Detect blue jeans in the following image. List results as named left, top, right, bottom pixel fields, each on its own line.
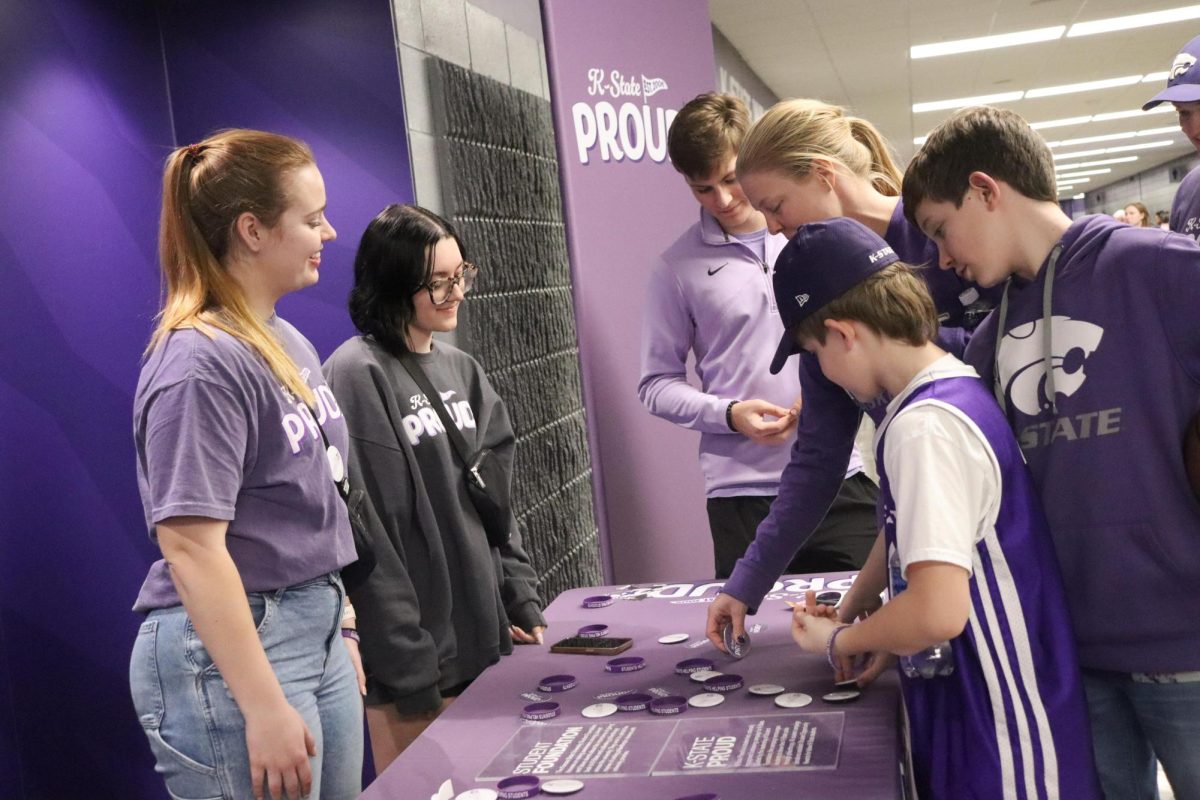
left=130, top=574, right=363, bottom=800
left=1082, top=669, right=1200, bottom=800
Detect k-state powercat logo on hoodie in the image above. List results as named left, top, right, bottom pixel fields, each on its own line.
left=997, top=316, right=1104, bottom=416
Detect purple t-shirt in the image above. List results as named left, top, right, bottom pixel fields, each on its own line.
left=132, top=317, right=356, bottom=612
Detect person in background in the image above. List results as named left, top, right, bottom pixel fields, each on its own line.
left=130, top=129, right=364, bottom=800
left=1125, top=201, right=1151, bottom=228
left=782, top=218, right=1100, bottom=800
left=906, top=103, right=1200, bottom=800
left=704, top=98, right=993, bottom=658
left=638, top=92, right=878, bottom=580
left=1157, top=209, right=1171, bottom=230
left=1144, top=33, right=1200, bottom=238
left=323, top=204, right=545, bottom=771
left=1113, top=208, right=1128, bottom=223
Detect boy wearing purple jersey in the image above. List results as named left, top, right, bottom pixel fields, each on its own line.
left=786, top=218, right=1101, bottom=800
left=905, top=105, right=1200, bottom=800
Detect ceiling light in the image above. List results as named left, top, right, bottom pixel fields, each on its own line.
left=1025, top=75, right=1143, bottom=99
left=1138, top=125, right=1181, bottom=136
left=1143, top=71, right=1171, bottom=83
left=1030, top=115, right=1094, bottom=130
left=913, top=91, right=1025, bottom=114
left=913, top=135, right=928, bottom=146
left=1067, top=5, right=1200, bottom=38
left=1102, top=139, right=1178, bottom=154
left=1047, top=131, right=1137, bottom=148
left=1057, top=168, right=1112, bottom=180
left=1091, top=106, right=1174, bottom=122
left=1052, top=147, right=1108, bottom=160
left=911, top=26, right=1065, bottom=59
left=1072, top=193, right=1086, bottom=200
left=1054, top=156, right=1138, bottom=170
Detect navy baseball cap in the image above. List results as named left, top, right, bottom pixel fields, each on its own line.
left=1144, top=34, right=1200, bottom=110
left=768, top=218, right=899, bottom=374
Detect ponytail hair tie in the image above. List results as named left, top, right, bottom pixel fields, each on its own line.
left=184, top=143, right=206, bottom=160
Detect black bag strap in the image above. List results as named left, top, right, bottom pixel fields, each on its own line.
left=397, top=350, right=474, bottom=467
left=311, top=409, right=351, bottom=503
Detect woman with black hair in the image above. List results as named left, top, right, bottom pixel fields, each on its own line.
left=323, top=204, right=544, bottom=770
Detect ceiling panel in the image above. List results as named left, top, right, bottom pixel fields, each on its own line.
left=710, top=0, right=1199, bottom=192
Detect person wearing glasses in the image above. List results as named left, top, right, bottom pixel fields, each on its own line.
left=323, top=204, right=545, bottom=770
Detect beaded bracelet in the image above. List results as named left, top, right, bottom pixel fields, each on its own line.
left=340, top=628, right=360, bottom=643
left=725, top=400, right=739, bottom=431
left=826, top=624, right=850, bottom=671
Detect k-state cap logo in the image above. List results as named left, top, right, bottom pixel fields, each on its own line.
left=868, top=246, right=895, bottom=264
left=795, top=293, right=810, bottom=308
left=1173, top=53, right=1198, bottom=80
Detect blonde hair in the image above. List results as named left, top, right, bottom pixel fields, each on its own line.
left=794, top=263, right=938, bottom=347
left=150, top=129, right=316, bottom=406
left=737, top=99, right=902, bottom=196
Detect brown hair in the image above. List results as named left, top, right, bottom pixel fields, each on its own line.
left=150, top=129, right=317, bottom=405
left=736, top=99, right=903, bottom=196
left=794, top=263, right=939, bottom=347
left=903, top=106, right=1056, bottom=226
left=667, top=93, right=752, bottom=178
left=1124, top=201, right=1150, bottom=227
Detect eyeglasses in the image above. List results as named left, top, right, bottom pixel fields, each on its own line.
left=421, top=262, right=478, bottom=305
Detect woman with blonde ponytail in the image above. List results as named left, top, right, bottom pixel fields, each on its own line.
left=707, top=100, right=997, bottom=664
left=130, top=129, right=363, bottom=800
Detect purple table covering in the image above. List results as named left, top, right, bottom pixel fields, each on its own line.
left=360, top=574, right=906, bottom=799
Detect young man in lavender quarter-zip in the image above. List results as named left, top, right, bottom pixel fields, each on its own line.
left=637, top=93, right=878, bottom=580
left=905, top=104, right=1200, bottom=800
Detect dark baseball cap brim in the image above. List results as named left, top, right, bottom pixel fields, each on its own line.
left=769, top=325, right=800, bottom=374
left=1143, top=84, right=1200, bottom=110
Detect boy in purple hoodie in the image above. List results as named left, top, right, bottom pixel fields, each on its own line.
left=904, top=104, right=1200, bottom=800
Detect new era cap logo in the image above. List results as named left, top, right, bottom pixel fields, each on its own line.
left=1173, top=53, right=1197, bottom=80
left=795, top=293, right=810, bottom=308
left=868, top=246, right=895, bottom=264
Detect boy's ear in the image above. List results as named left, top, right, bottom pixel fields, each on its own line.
left=823, top=318, right=856, bottom=346
left=966, top=171, right=1002, bottom=210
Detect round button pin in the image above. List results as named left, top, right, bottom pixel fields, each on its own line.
left=581, top=702, right=618, bottom=719
left=649, top=695, right=688, bottom=715
left=822, top=689, right=862, bottom=704
left=689, top=669, right=723, bottom=683
left=815, top=590, right=844, bottom=606
left=581, top=594, right=613, bottom=609
left=496, top=776, right=540, bottom=800
left=747, top=683, right=786, bottom=697
left=537, top=674, right=577, bottom=693
left=774, top=692, right=814, bottom=709
left=604, top=656, right=645, bottom=673
left=455, top=791, right=499, bottom=800
left=657, top=632, right=689, bottom=644
left=541, top=779, right=585, bottom=796
left=326, top=445, right=345, bottom=482
left=521, top=701, right=561, bottom=721
left=577, top=624, right=608, bottom=638
left=722, top=624, right=750, bottom=659
left=675, top=658, right=715, bottom=675
left=687, top=692, right=726, bottom=708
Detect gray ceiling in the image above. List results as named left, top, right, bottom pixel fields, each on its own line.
left=710, top=0, right=1195, bottom=196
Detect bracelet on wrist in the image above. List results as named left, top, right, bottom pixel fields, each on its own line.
left=725, top=400, right=739, bottom=432
left=340, top=627, right=360, bottom=643
left=826, top=624, right=850, bottom=671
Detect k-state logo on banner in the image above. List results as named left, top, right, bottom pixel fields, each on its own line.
left=997, top=316, right=1104, bottom=416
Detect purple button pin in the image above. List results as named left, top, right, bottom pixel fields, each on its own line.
left=497, top=776, right=541, bottom=800
left=604, top=656, right=645, bottom=673
left=674, top=657, right=715, bottom=675
left=521, top=701, right=561, bottom=721
left=615, top=692, right=652, bottom=711
left=537, top=674, right=577, bottom=693
left=577, top=624, right=608, bottom=638
left=581, top=594, right=613, bottom=608
left=649, top=695, right=688, bottom=715
left=702, top=674, right=744, bottom=693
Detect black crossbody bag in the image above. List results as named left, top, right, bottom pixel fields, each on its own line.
left=398, top=352, right=513, bottom=548
left=313, top=413, right=377, bottom=594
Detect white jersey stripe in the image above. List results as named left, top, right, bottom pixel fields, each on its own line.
left=967, top=606, right=1020, bottom=800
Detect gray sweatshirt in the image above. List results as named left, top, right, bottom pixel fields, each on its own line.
left=324, top=336, right=545, bottom=713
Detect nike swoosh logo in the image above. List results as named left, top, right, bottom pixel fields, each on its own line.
left=707, top=263, right=728, bottom=276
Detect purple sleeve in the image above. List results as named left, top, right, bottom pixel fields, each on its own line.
left=721, top=352, right=858, bottom=611
left=142, top=378, right=250, bottom=524
left=1153, top=232, right=1200, bottom=383
left=637, top=262, right=730, bottom=433
left=936, top=325, right=969, bottom=360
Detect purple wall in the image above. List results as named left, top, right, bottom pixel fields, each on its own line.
left=0, top=1, right=411, bottom=795
left=541, top=0, right=717, bottom=582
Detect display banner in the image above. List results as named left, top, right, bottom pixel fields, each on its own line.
left=541, top=0, right=716, bottom=582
